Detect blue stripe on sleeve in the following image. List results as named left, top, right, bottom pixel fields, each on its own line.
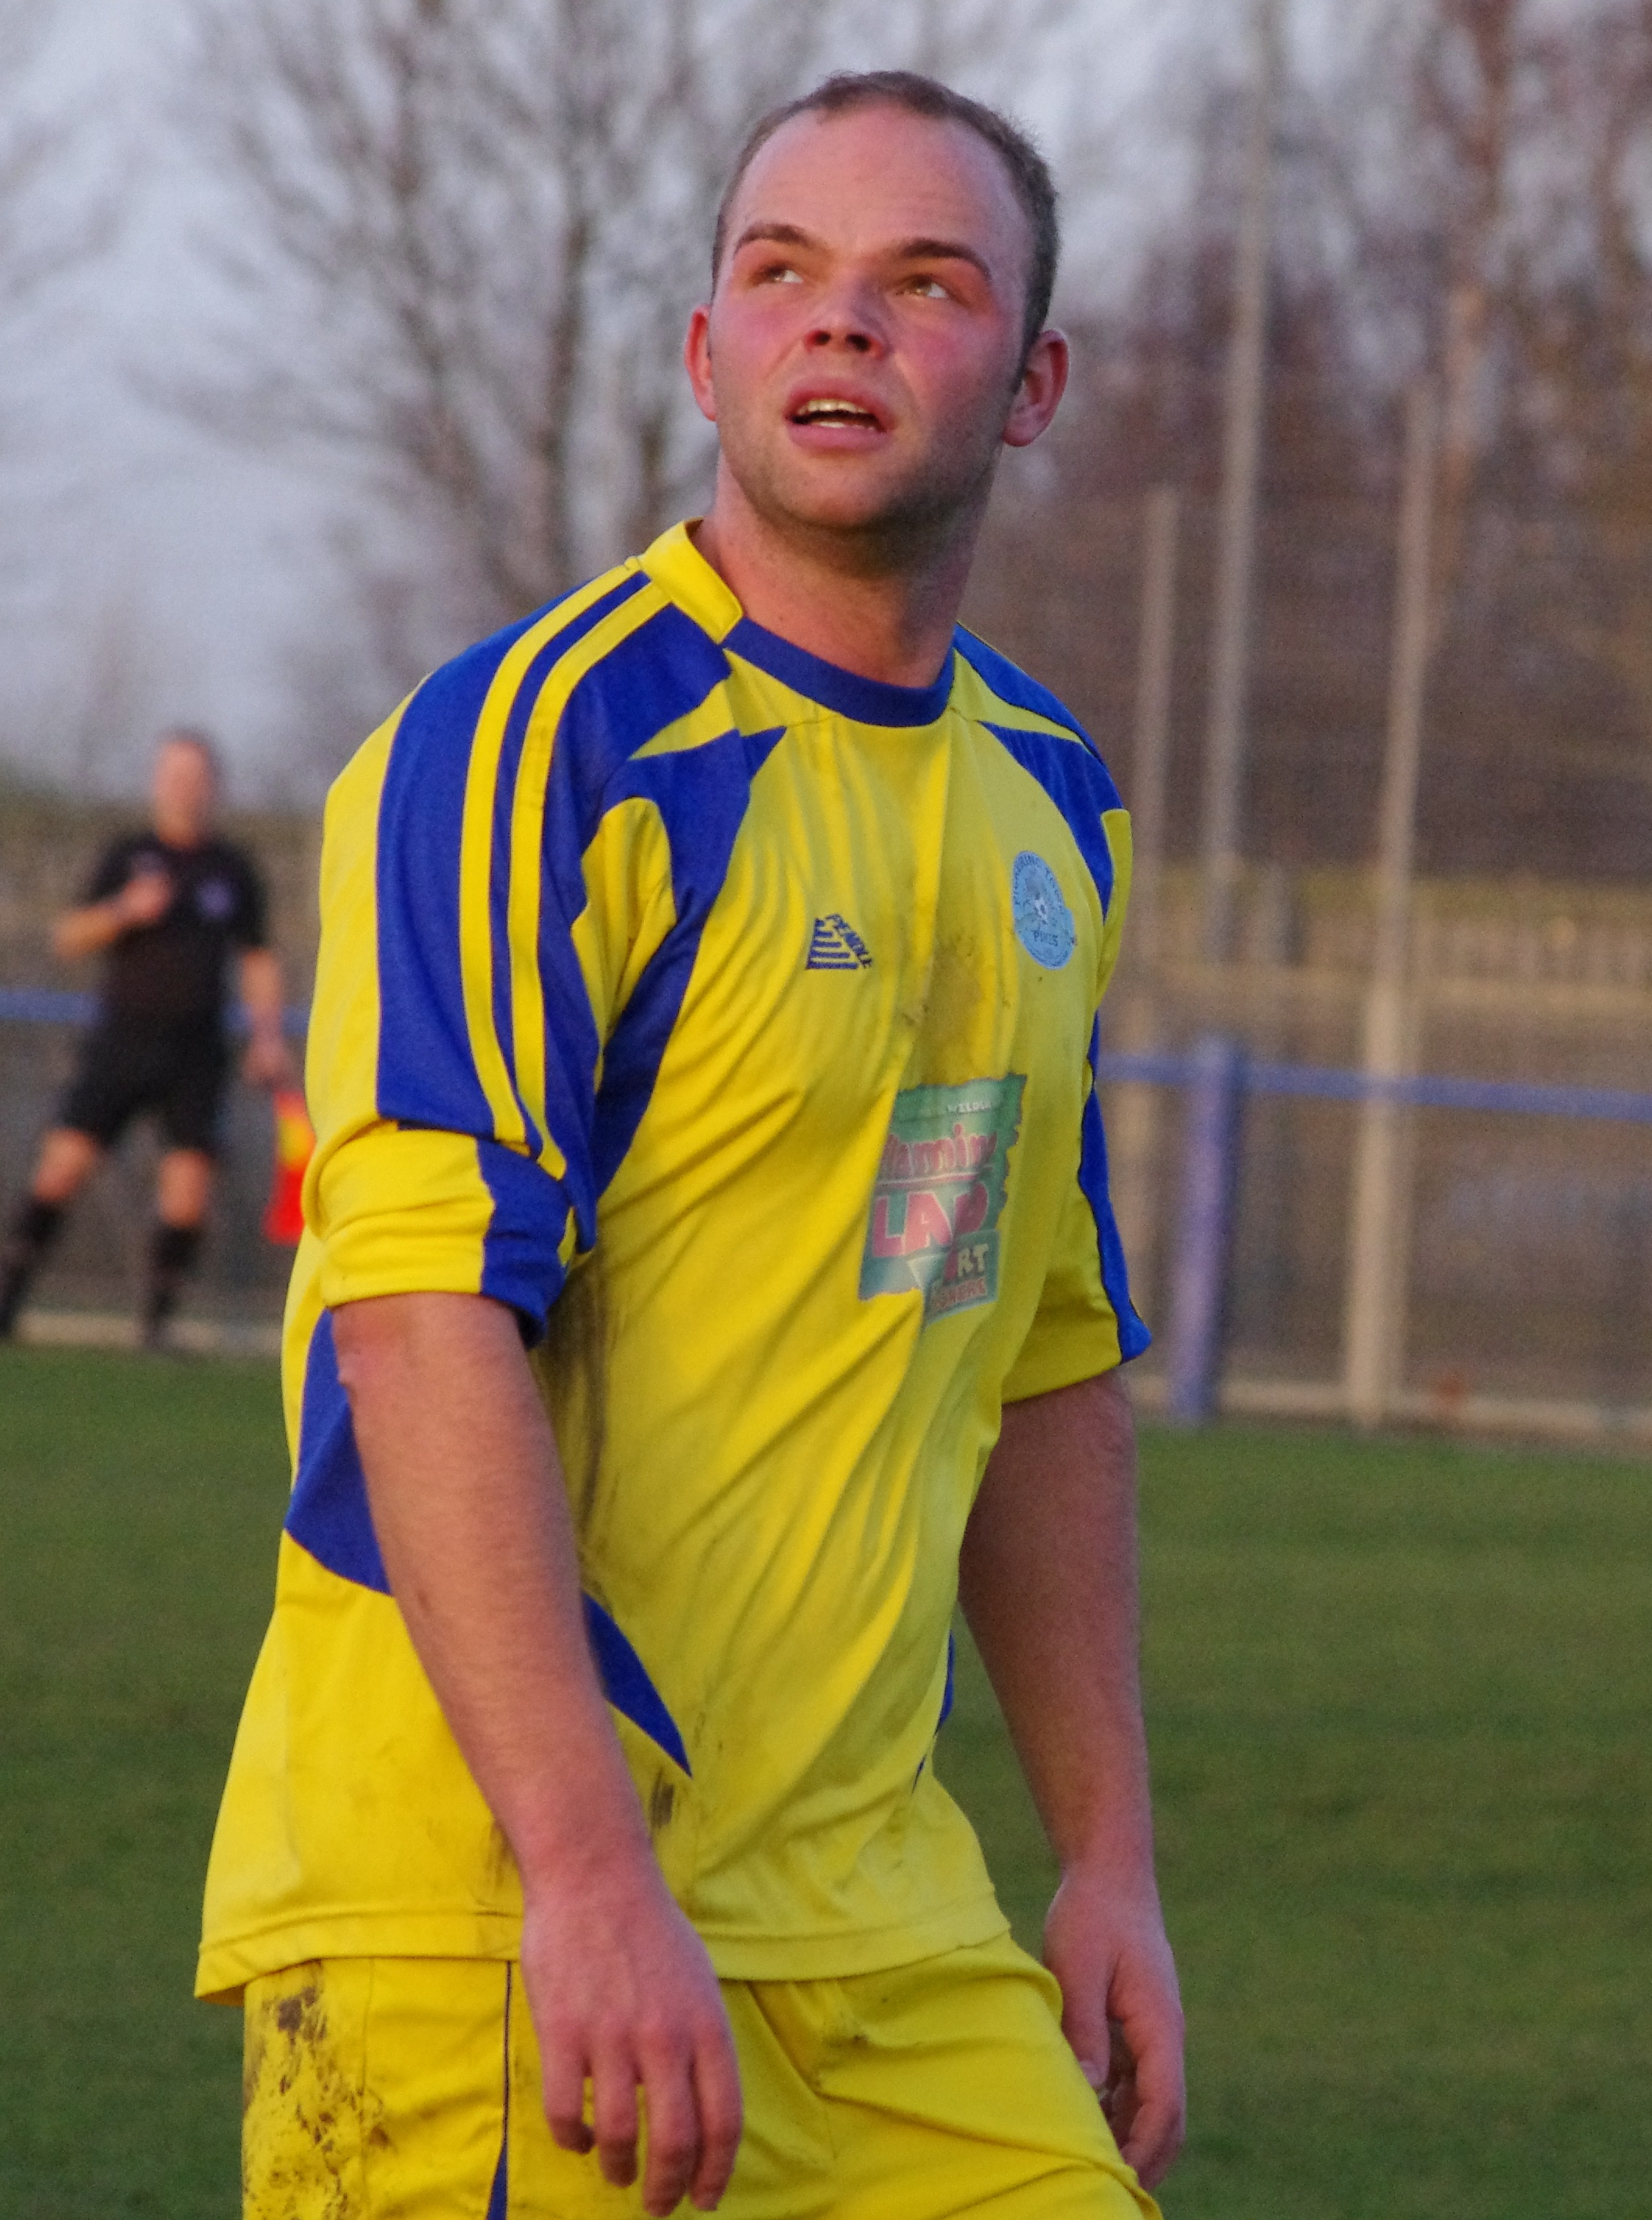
left=375, top=611, right=550, bottom=1136
left=476, top=1138, right=574, bottom=1334
left=285, top=1308, right=391, bottom=1592
left=374, top=575, right=648, bottom=1139
left=1081, top=1015, right=1152, bottom=1360
left=486, top=576, right=650, bottom=1160
left=360, top=594, right=760, bottom=1314
left=590, top=724, right=784, bottom=1193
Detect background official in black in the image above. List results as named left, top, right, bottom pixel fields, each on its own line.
left=0, top=729, right=292, bottom=1346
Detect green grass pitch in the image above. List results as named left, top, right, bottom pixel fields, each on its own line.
left=2, top=1344, right=1648, bottom=2218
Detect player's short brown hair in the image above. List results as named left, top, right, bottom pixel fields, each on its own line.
left=712, top=71, right=1060, bottom=361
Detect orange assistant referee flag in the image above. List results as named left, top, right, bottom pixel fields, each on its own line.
left=264, top=1087, right=315, bottom=1246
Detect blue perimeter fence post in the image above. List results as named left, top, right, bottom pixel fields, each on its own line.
left=1166, top=1036, right=1247, bottom=1426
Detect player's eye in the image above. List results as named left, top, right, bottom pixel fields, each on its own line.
left=753, top=260, right=804, bottom=285
left=905, top=275, right=953, bottom=300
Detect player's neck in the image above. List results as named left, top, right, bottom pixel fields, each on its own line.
left=693, top=483, right=983, bottom=692
left=152, top=819, right=209, bottom=850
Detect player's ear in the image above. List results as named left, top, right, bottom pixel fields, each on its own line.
left=684, top=304, right=718, bottom=425
left=1003, top=327, right=1068, bottom=450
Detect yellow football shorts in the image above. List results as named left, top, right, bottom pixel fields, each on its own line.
left=242, top=1931, right=1161, bottom=2219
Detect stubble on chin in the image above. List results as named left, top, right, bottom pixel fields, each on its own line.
left=716, top=396, right=1005, bottom=576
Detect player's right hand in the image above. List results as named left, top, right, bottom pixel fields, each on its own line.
left=117, top=866, right=174, bottom=927
left=522, top=1850, right=743, bottom=2215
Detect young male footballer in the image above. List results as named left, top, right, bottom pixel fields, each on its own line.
left=201, top=70, right=1185, bottom=2220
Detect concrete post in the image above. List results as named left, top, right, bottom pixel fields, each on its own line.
left=1344, top=380, right=1439, bottom=1429
left=1199, top=0, right=1282, bottom=965
left=1166, top=1036, right=1247, bottom=1425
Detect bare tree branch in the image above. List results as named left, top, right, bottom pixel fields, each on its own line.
left=169, top=0, right=1091, bottom=703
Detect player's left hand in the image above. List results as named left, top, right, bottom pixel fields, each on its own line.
left=1044, top=1865, right=1185, bottom=2191
left=242, top=1029, right=295, bottom=1089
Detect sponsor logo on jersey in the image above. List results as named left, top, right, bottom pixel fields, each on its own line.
left=860, top=1075, right=1024, bottom=1322
left=1011, top=851, right=1074, bottom=968
left=196, top=877, right=236, bottom=922
left=805, top=913, right=873, bottom=970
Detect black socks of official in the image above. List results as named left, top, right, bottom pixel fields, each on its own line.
left=0, top=1198, right=66, bottom=1339
left=143, top=1220, right=203, bottom=1347
left=1, top=1200, right=204, bottom=1346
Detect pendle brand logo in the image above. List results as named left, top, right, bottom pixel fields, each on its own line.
left=860, top=1076, right=1025, bottom=1324
left=806, top=913, right=874, bottom=970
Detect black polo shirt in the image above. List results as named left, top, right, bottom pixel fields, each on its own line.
left=84, top=833, right=269, bottom=1033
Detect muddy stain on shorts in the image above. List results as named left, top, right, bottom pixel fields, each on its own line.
left=243, top=1963, right=365, bottom=2220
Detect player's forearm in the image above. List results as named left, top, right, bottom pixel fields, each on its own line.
left=238, top=949, right=285, bottom=1036
left=52, top=901, right=126, bottom=961
left=332, top=1291, right=655, bottom=1888
left=959, top=1368, right=1158, bottom=1884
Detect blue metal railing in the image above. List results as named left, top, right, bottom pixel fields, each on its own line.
left=5, top=993, right=1646, bottom=1123
left=8, top=993, right=1650, bottom=1424
left=1097, top=1049, right=1652, bottom=1126
left=1095, top=1039, right=1652, bottom=1426
left=0, top=987, right=309, bottom=1039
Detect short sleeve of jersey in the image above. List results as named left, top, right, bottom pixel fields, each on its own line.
left=302, top=577, right=677, bottom=1339
left=1001, top=802, right=1150, bottom=1400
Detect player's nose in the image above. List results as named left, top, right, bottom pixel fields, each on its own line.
left=807, top=324, right=875, bottom=354
left=804, top=275, right=886, bottom=355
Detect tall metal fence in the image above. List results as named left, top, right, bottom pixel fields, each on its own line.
left=5, top=813, right=1652, bottom=1441
left=1103, top=868, right=1652, bottom=1443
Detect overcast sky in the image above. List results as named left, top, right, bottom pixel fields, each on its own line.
left=2, top=0, right=324, bottom=797
left=0, top=0, right=1241, bottom=802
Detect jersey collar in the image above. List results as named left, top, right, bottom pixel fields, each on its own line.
left=641, top=520, right=957, bottom=730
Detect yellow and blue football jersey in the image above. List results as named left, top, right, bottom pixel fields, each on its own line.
left=198, top=523, right=1148, bottom=2001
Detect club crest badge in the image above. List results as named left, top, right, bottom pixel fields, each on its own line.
left=1011, top=851, right=1074, bottom=968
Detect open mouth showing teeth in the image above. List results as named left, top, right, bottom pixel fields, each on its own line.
left=791, top=399, right=880, bottom=427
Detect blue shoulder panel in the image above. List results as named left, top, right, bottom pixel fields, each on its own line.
left=984, top=722, right=1123, bottom=917
left=954, top=628, right=1095, bottom=746
left=533, top=604, right=738, bottom=1239
left=591, top=723, right=786, bottom=1194
left=953, top=636, right=1148, bottom=1356
left=374, top=579, right=640, bottom=1135
left=954, top=632, right=1124, bottom=918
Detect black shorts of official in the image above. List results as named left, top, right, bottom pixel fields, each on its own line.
left=57, top=1022, right=232, bottom=1157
